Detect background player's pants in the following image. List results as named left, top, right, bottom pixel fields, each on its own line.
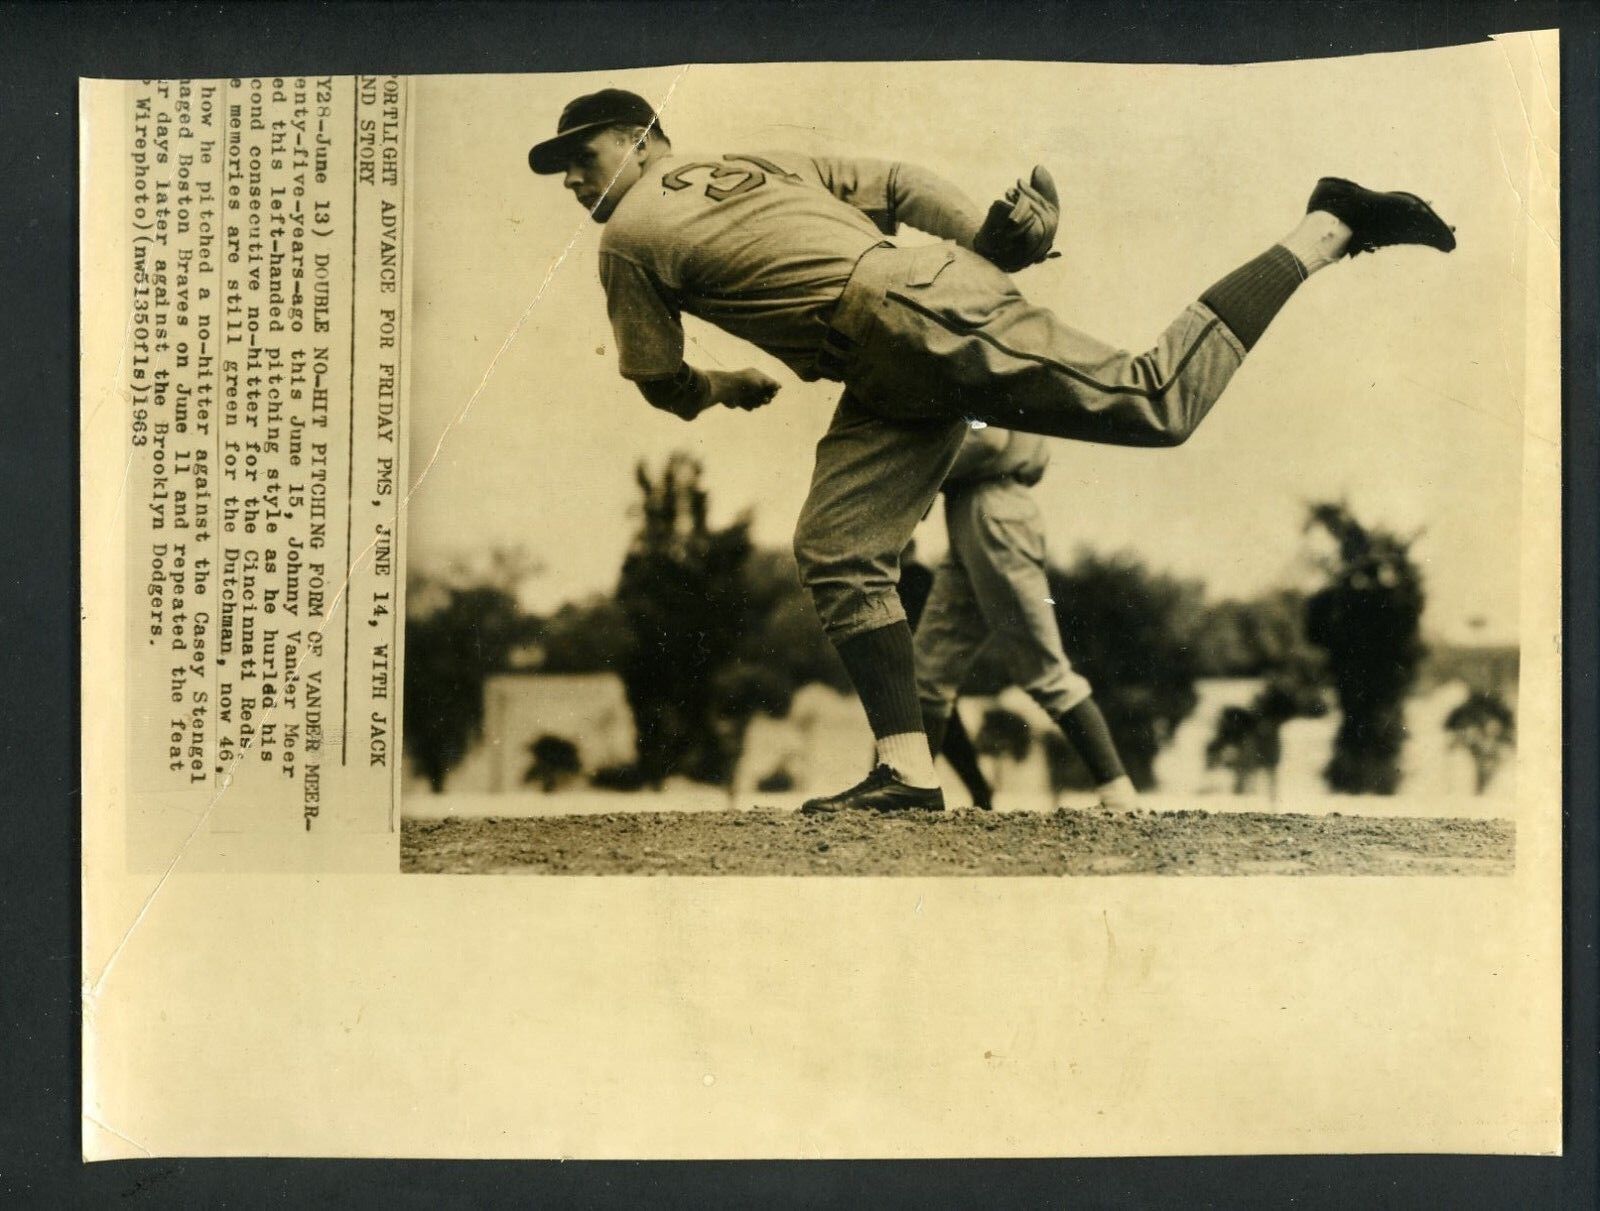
left=795, top=242, right=1250, bottom=642
left=914, top=478, right=1093, bottom=718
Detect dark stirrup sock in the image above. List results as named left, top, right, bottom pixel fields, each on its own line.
left=1198, top=244, right=1308, bottom=350
left=834, top=621, right=924, bottom=740
left=922, top=700, right=992, bottom=805
left=921, top=701, right=952, bottom=755
left=1054, top=697, right=1127, bottom=786
left=941, top=708, right=993, bottom=807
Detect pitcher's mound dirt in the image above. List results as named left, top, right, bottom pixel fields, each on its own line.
left=401, top=808, right=1514, bottom=876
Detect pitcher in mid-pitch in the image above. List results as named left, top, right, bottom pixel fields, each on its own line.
left=528, top=88, right=1456, bottom=814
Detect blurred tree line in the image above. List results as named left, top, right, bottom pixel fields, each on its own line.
left=404, top=456, right=848, bottom=795
left=402, top=549, right=541, bottom=794
left=405, top=456, right=1501, bottom=799
left=1303, top=502, right=1428, bottom=794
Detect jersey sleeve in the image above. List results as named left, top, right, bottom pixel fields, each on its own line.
left=598, top=250, right=685, bottom=381
left=800, top=154, right=982, bottom=247
left=796, top=154, right=905, bottom=235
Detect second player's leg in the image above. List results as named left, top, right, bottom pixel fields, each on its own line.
left=911, top=546, right=988, bottom=728
left=911, top=538, right=998, bottom=810
left=950, top=483, right=1092, bottom=718
left=938, top=706, right=993, bottom=810
left=954, top=481, right=1139, bottom=809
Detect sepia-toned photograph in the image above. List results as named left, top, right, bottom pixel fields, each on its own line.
left=397, top=56, right=1534, bottom=877
left=77, top=28, right=1564, bottom=1161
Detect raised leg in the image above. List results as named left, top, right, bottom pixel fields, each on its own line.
left=847, top=179, right=1452, bottom=447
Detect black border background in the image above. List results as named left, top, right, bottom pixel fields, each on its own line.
left=1, top=2, right=1593, bottom=1205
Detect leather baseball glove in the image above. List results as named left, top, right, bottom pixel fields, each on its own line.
left=973, top=166, right=1061, bottom=273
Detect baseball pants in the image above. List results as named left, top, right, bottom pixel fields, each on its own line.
left=913, top=477, right=1093, bottom=719
left=794, top=242, right=1249, bottom=641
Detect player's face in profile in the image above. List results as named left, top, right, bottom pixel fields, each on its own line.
left=563, top=129, right=644, bottom=222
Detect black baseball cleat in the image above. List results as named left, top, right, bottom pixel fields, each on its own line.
left=800, top=764, right=946, bottom=814
left=1307, top=177, right=1456, bottom=256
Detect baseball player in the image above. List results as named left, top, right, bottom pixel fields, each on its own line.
left=898, top=541, right=994, bottom=811
left=914, top=425, right=1138, bottom=812
left=528, top=88, right=1456, bottom=814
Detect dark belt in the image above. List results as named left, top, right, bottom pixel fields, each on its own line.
left=815, top=318, right=857, bottom=381
left=814, top=240, right=894, bottom=382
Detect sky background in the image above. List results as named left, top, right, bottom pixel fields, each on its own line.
left=404, top=42, right=1550, bottom=645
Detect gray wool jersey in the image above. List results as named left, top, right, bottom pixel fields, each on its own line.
left=597, top=150, right=981, bottom=383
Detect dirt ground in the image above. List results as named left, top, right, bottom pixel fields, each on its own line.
left=401, top=807, right=1514, bottom=876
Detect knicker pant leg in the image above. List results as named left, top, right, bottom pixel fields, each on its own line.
left=912, top=539, right=991, bottom=711
left=850, top=247, right=1251, bottom=448
left=952, top=481, right=1093, bottom=717
left=792, top=391, right=967, bottom=642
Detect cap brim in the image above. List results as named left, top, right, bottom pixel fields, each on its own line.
left=528, top=121, right=612, bottom=174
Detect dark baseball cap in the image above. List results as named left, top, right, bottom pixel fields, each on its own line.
left=528, top=89, right=665, bottom=174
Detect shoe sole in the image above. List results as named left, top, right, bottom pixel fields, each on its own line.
left=799, top=801, right=945, bottom=815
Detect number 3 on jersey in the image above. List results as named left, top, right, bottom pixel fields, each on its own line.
left=661, top=154, right=800, bottom=202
